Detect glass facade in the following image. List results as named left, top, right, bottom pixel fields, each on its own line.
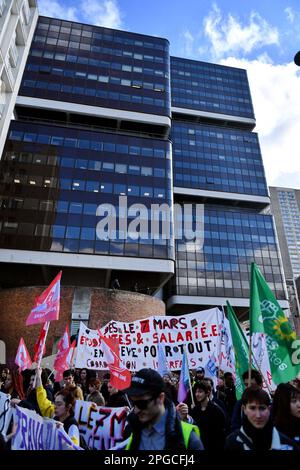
left=277, top=190, right=300, bottom=277
left=172, top=121, right=267, bottom=196
left=19, top=16, right=171, bottom=117
left=0, top=16, right=287, bottom=307
left=0, top=121, right=174, bottom=260
left=168, top=204, right=286, bottom=300
left=167, top=58, right=286, bottom=305
left=171, top=57, right=255, bottom=119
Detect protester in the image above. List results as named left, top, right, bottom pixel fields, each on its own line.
left=100, top=372, right=110, bottom=403
left=0, top=367, right=10, bottom=389
left=76, top=368, right=90, bottom=399
left=54, top=369, right=83, bottom=400
left=162, top=373, right=178, bottom=404
left=121, top=368, right=203, bottom=450
left=86, top=378, right=105, bottom=406
left=11, top=370, right=42, bottom=413
left=203, top=377, right=227, bottom=421
left=190, top=380, right=226, bottom=450
left=222, top=372, right=237, bottom=423
left=230, top=369, right=263, bottom=431
left=225, top=386, right=298, bottom=450
left=35, top=367, right=80, bottom=446
left=106, top=383, right=128, bottom=407
left=194, top=367, right=205, bottom=383
left=272, top=382, right=300, bottom=447
left=1, top=370, right=24, bottom=400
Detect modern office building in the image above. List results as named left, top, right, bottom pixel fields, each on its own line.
left=0, top=16, right=292, bottom=361
left=269, top=186, right=300, bottom=332
left=269, top=187, right=300, bottom=278
left=0, top=16, right=174, bottom=293
left=165, top=57, right=288, bottom=320
left=0, top=0, right=38, bottom=157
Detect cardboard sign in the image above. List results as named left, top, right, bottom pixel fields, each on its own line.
left=74, top=400, right=128, bottom=450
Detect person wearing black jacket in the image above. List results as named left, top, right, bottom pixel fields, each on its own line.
left=119, top=368, right=203, bottom=451
left=225, top=386, right=299, bottom=450
left=190, top=380, right=226, bottom=450
left=272, top=382, right=300, bottom=447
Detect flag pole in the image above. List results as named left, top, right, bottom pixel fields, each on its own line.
left=248, top=328, right=252, bottom=387
left=33, top=321, right=50, bottom=387
left=216, top=307, right=224, bottom=399
left=251, top=349, right=273, bottom=396
left=183, top=345, right=195, bottom=408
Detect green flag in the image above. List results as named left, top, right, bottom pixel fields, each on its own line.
left=226, top=301, right=250, bottom=399
left=249, top=262, right=300, bottom=384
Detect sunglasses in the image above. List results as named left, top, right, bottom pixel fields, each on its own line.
left=131, top=396, right=156, bottom=410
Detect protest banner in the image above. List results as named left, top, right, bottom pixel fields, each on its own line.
left=74, top=400, right=128, bottom=450
left=11, top=405, right=82, bottom=450
left=75, top=307, right=233, bottom=372
left=0, top=391, right=12, bottom=436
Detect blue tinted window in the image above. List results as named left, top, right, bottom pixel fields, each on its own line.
left=64, top=138, right=77, bottom=148
left=60, top=179, right=72, bottom=190
left=75, top=159, right=88, bottom=169
left=61, top=158, right=74, bottom=168
left=69, top=202, right=83, bottom=214
left=86, top=181, right=99, bottom=192
left=37, top=134, right=51, bottom=144
left=52, top=225, right=65, bottom=237
left=78, top=140, right=90, bottom=149
left=57, top=201, right=68, bottom=213
left=81, top=227, right=95, bottom=240
left=83, top=203, right=97, bottom=215
left=51, top=136, right=64, bottom=146
left=24, top=133, right=36, bottom=142
left=72, top=180, right=85, bottom=191
left=101, top=183, right=112, bottom=193
left=66, top=226, right=80, bottom=239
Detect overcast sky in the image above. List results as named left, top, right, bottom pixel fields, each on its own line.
left=37, top=0, right=300, bottom=189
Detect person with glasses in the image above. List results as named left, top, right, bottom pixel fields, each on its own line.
left=225, top=386, right=298, bottom=450
left=120, top=368, right=204, bottom=451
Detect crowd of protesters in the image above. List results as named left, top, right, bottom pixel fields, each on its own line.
left=1, top=363, right=300, bottom=451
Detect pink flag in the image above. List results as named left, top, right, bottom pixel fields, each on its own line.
left=54, top=326, right=72, bottom=380
left=57, top=325, right=70, bottom=352
left=15, top=338, right=32, bottom=372
left=33, top=322, right=48, bottom=363
left=98, top=330, right=131, bottom=390
left=26, top=271, right=62, bottom=326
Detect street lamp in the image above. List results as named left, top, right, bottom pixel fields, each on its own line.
left=294, top=51, right=300, bottom=66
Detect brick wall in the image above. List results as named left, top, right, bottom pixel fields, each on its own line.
left=0, top=286, right=165, bottom=366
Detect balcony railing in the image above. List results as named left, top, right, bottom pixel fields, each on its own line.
left=9, top=44, right=18, bottom=68
left=0, top=0, right=6, bottom=16
left=22, top=0, right=30, bottom=24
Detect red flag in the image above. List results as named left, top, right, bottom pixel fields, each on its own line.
left=26, top=271, right=62, bottom=326
left=109, top=363, right=132, bottom=390
left=15, top=338, right=32, bottom=372
left=54, top=326, right=72, bottom=379
left=57, top=325, right=70, bottom=352
left=33, top=322, right=48, bottom=363
left=98, top=330, right=131, bottom=390
left=66, top=340, right=76, bottom=368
